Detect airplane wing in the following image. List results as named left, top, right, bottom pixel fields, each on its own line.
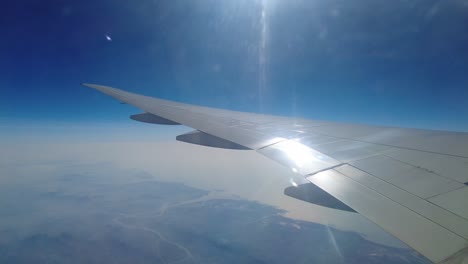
left=83, top=83, right=468, bottom=263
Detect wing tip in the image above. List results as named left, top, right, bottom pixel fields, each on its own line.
left=81, top=83, right=96, bottom=88
left=81, top=83, right=111, bottom=91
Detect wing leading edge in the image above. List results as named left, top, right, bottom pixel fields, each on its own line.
left=83, top=83, right=468, bottom=263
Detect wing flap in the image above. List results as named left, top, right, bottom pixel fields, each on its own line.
left=307, top=168, right=468, bottom=263
left=335, top=165, right=468, bottom=240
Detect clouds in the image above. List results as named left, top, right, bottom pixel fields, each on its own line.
left=0, top=136, right=407, bottom=248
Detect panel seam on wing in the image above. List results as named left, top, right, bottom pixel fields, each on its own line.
left=256, top=138, right=291, bottom=150
left=424, top=185, right=468, bottom=201
left=345, top=167, right=468, bottom=225
left=304, top=163, right=347, bottom=177
left=308, top=130, right=468, bottom=159
left=336, top=164, right=468, bottom=240
left=381, top=154, right=466, bottom=184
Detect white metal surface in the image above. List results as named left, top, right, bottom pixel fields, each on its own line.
left=307, top=124, right=468, bottom=158
left=307, top=139, right=392, bottom=162
left=307, top=169, right=467, bottom=263
left=385, top=149, right=468, bottom=183
left=430, top=187, right=468, bottom=220
left=257, top=140, right=342, bottom=176
left=351, top=155, right=464, bottom=199
left=335, top=165, right=468, bottom=240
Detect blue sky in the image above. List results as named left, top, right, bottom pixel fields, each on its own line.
left=1, top=0, right=468, bottom=132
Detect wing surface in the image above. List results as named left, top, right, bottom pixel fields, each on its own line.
left=83, top=83, right=468, bottom=263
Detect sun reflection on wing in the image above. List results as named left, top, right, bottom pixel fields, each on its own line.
left=289, top=178, right=299, bottom=187
left=258, top=139, right=342, bottom=176
left=276, top=140, right=322, bottom=169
